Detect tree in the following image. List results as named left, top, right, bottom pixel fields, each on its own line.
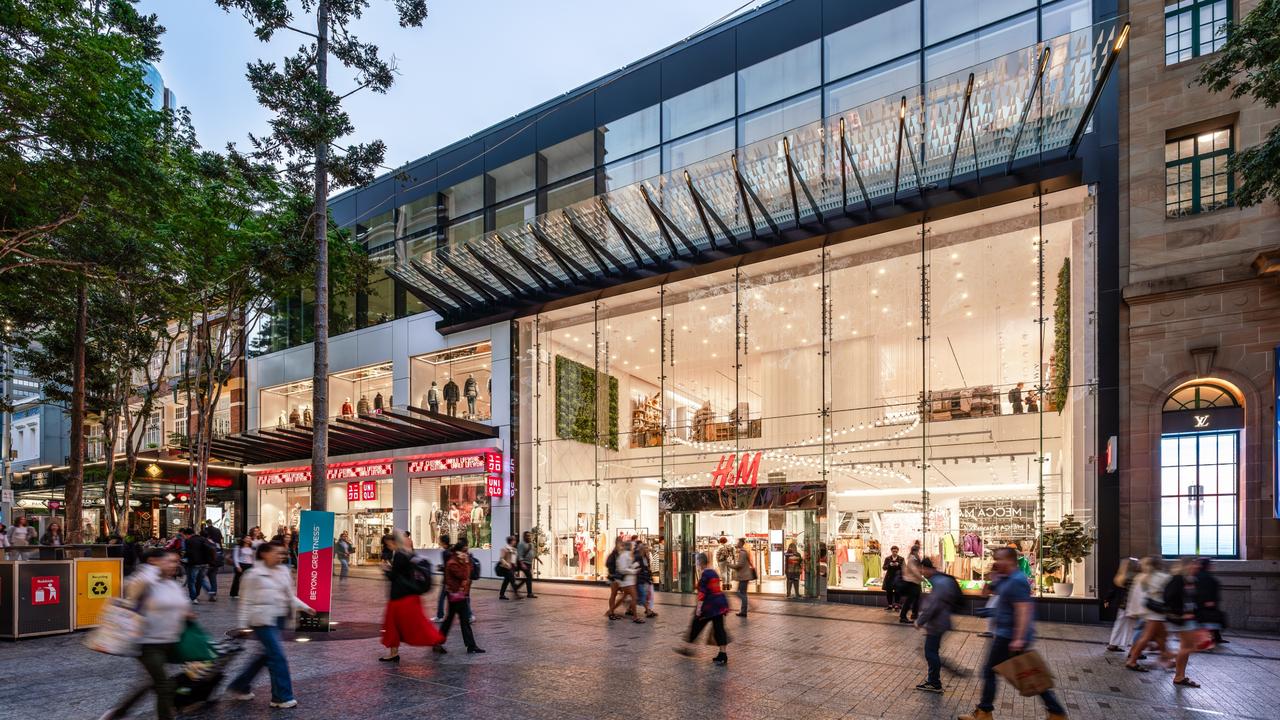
left=1197, top=0, right=1280, bottom=207
left=217, top=0, right=427, bottom=510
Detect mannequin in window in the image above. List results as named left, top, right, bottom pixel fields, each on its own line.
left=357, top=395, right=370, bottom=415
left=425, top=381, right=440, bottom=414
left=289, top=406, right=300, bottom=427
left=373, top=392, right=384, bottom=413
left=341, top=397, right=354, bottom=419
left=302, top=405, right=312, bottom=426
left=463, top=374, right=478, bottom=418
left=277, top=410, right=287, bottom=429
left=443, top=378, right=460, bottom=417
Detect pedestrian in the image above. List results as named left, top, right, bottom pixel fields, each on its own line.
left=180, top=527, right=216, bottom=603
left=1105, top=557, right=1140, bottom=652
left=882, top=545, right=903, bottom=611
left=635, top=539, right=657, bottom=618
left=1008, top=381, right=1025, bottom=414
left=336, top=531, right=354, bottom=580
left=434, top=541, right=484, bottom=654
left=107, top=547, right=191, bottom=720
left=380, top=531, right=444, bottom=662
left=674, top=552, right=729, bottom=665
left=609, top=540, right=643, bottom=623
left=959, top=546, right=1068, bottom=720
left=498, top=535, right=521, bottom=600
left=433, top=533, right=453, bottom=622
left=226, top=541, right=316, bottom=708
left=732, top=537, right=755, bottom=617
left=201, top=520, right=224, bottom=547
left=1196, top=558, right=1226, bottom=645
left=1166, top=557, right=1208, bottom=688
left=898, top=550, right=923, bottom=624
left=914, top=557, right=961, bottom=693
left=201, top=525, right=223, bottom=601
left=229, top=535, right=255, bottom=599
left=40, top=521, right=65, bottom=546
left=516, top=530, right=538, bottom=598
left=783, top=542, right=803, bottom=598
left=286, top=527, right=299, bottom=568
left=604, top=537, right=623, bottom=619
left=0, top=523, right=8, bottom=557
left=715, top=535, right=735, bottom=582
left=1124, top=556, right=1173, bottom=672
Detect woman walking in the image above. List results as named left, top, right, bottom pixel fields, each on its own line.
left=229, top=536, right=255, bottom=599
left=1125, top=556, right=1173, bottom=672
left=635, top=540, right=657, bottom=618
left=1167, top=557, right=1209, bottom=688
left=380, top=531, right=443, bottom=662
left=226, top=541, right=315, bottom=709
left=336, top=531, right=354, bottom=580
left=783, top=542, right=803, bottom=598
left=41, top=521, right=65, bottom=546
left=610, top=540, right=643, bottom=623
left=498, top=535, right=521, bottom=600
left=898, top=550, right=924, bottom=624
left=1105, top=558, right=1140, bottom=652
left=105, top=548, right=191, bottom=720
left=434, top=542, right=484, bottom=654
left=675, top=552, right=729, bottom=665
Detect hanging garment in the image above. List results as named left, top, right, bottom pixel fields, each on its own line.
left=943, top=533, right=957, bottom=563
left=463, top=376, right=478, bottom=399
left=862, top=552, right=882, bottom=581
left=427, top=384, right=440, bottom=413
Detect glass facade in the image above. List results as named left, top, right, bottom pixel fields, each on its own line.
left=518, top=187, right=1100, bottom=597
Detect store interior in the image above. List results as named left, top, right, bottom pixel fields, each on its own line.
left=258, top=361, right=395, bottom=430
left=410, top=341, right=494, bottom=421
left=519, top=187, right=1098, bottom=596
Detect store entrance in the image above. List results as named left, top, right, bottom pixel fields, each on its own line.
left=662, top=508, right=819, bottom=597
left=345, top=509, right=393, bottom=564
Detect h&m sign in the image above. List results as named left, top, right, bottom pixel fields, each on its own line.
left=711, top=452, right=763, bottom=489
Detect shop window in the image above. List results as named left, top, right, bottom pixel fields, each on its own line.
left=1166, top=127, right=1232, bottom=217
left=1160, top=383, right=1242, bottom=558
left=489, top=155, right=535, bottom=203
left=737, top=40, right=820, bottom=114
left=411, top=342, right=494, bottom=422
left=396, top=193, right=438, bottom=239
left=1165, top=0, right=1229, bottom=65
left=260, top=361, right=393, bottom=430
left=542, top=131, right=595, bottom=185
left=410, top=474, right=493, bottom=550
left=601, top=105, right=659, bottom=164
left=825, top=1, right=920, bottom=83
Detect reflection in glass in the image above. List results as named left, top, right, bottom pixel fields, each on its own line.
left=547, top=176, right=595, bottom=213
left=605, top=149, right=659, bottom=191
left=662, top=121, right=733, bottom=172
left=542, top=131, right=595, bottom=185
left=738, top=91, right=820, bottom=146
left=662, top=75, right=734, bottom=142
left=923, top=0, right=1036, bottom=45
left=397, top=194, right=438, bottom=238
left=825, top=1, right=920, bottom=82
left=737, top=40, right=821, bottom=113
left=443, top=176, right=483, bottom=218
left=925, top=13, right=1037, bottom=81
left=825, top=57, right=920, bottom=117
left=490, top=156, right=536, bottom=202
left=602, top=105, right=660, bottom=162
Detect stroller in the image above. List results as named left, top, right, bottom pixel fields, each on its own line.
left=98, top=634, right=245, bottom=719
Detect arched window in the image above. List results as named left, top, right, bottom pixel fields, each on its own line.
left=1159, top=381, right=1243, bottom=558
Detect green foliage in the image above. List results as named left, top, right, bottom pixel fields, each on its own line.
left=1051, top=258, right=1070, bottom=413
left=1040, top=513, right=1095, bottom=579
left=555, top=354, right=619, bottom=451
left=1196, top=0, right=1280, bottom=207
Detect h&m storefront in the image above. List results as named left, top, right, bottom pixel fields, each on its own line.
left=247, top=446, right=509, bottom=571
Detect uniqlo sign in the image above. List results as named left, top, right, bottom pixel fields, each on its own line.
left=32, top=576, right=61, bottom=605
left=346, top=482, right=361, bottom=502
left=486, top=475, right=503, bottom=498
left=484, top=452, right=503, bottom=474
left=360, top=480, right=378, bottom=501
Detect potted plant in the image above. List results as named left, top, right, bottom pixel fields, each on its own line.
left=1039, top=513, right=1094, bottom=597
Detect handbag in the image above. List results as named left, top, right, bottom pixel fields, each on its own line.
left=994, top=650, right=1055, bottom=697
left=175, top=621, right=217, bottom=662
left=1144, top=597, right=1168, bottom=614
left=84, top=597, right=146, bottom=657
left=447, top=591, right=467, bottom=603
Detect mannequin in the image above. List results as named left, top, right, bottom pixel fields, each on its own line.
left=575, top=530, right=590, bottom=572
left=463, top=374, right=478, bottom=417
left=373, top=392, right=384, bottom=413
left=302, top=405, right=312, bottom=426
left=425, top=381, right=440, bottom=414
left=277, top=410, right=287, bottom=429
left=341, top=397, right=354, bottom=419
left=289, top=406, right=300, bottom=427
left=357, top=395, right=370, bottom=416
left=443, top=378, right=460, bottom=417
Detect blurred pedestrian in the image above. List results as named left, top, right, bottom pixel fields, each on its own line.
left=604, top=537, right=623, bottom=620
left=1196, top=558, right=1226, bottom=645
left=336, top=531, right=354, bottom=580
left=8, top=516, right=36, bottom=558
left=105, top=548, right=191, bottom=720
left=715, top=535, right=735, bottom=582
left=181, top=527, right=216, bottom=603
left=1105, top=558, right=1140, bottom=652
left=434, top=542, right=484, bottom=654
left=433, top=533, right=452, bottom=622
left=226, top=541, right=315, bottom=708
left=41, top=521, right=65, bottom=546
left=380, top=531, right=443, bottom=662
left=498, top=535, right=521, bottom=600
left=898, top=550, right=923, bottom=624
left=783, top=542, right=803, bottom=598
left=914, top=557, right=961, bottom=693
left=516, top=530, right=537, bottom=598
left=635, top=539, right=657, bottom=618
left=960, top=547, right=1067, bottom=720
left=230, top=536, right=255, bottom=599
left=1125, top=556, right=1173, bottom=671
left=1166, top=557, right=1208, bottom=688
left=609, top=540, right=643, bottom=623
left=675, top=552, right=729, bottom=665
left=733, top=537, right=755, bottom=617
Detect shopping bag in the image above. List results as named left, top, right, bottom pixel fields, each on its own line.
left=994, top=650, right=1054, bottom=697
left=1190, top=628, right=1215, bottom=651
left=175, top=621, right=218, bottom=662
left=84, top=598, right=146, bottom=656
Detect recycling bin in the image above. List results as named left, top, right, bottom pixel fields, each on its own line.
left=73, top=557, right=123, bottom=629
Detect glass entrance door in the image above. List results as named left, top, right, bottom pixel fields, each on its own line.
left=663, top=512, right=697, bottom=593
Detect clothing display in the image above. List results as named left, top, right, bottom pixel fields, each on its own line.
left=289, top=407, right=300, bottom=426
left=464, top=375, right=478, bottom=417
left=357, top=395, right=371, bottom=415
left=426, top=382, right=440, bottom=413
left=443, top=379, right=460, bottom=417
left=961, top=531, right=984, bottom=558
left=692, top=402, right=715, bottom=441
left=942, top=532, right=957, bottom=563
left=277, top=410, right=287, bottom=429
left=341, top=398, right=354, bottom=419
left=373, top=392, right=384, bottom=412
left=302, top=406, right=312, bottom=426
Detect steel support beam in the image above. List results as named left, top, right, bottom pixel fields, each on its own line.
left=601, top=200, right=665, bottom=266
left=947, top=73, right=976, bottom=188
left=838, top=117, right=873, bottom=213
left=436, top=252, right=505, bottom=303
left=1069, top=22, right=1129, bottom=157
left=640, top=184, right=700, bottom=256
left=409, top=258, right=480, bottom=310
left=1006, top=46, right=1052, bottom=174
left=564, top=209, right=626, bottom=274
left=496, top=235, right=563, bottom=291
left=782, top=136, right=824, bottom=225
left=731, top=155, right=782, bottom=238
left=528, top=223, right=591, bottom=283
left=464, top=243, right=536, bottom=297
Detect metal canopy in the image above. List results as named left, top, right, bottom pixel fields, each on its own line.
left=208, top=407, right=499, bottom=465
left=395, top=19, right=1127, bottom=331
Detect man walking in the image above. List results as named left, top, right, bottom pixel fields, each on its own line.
left=180, top=528, right=215, bottom=603
left=960, top=547, right=1068, bottom=720
left=732, top=537, right=755, bottom=617
left=915, top=558, right=960, bottom=693
left=516, top=531, right=537, bottom=598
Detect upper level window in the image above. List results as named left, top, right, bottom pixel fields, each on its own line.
left=1165, top=0, right=1229, bottom=65
left=358, top=209, right=394, bottom=248
left=542, top=131, right=595, bottom=185
left=601, top=106, right=659, bottom=163
left=925, top=12, right=1037, bottom=81
left=442, top=176, right=484, bottom=219
left=825, top=1, right=920, bottom=83
left=489, top=156, right=535, bottom=203
left=737, top=40, right=820, bottom=114
left=924, top=0, right=1035, bottom=46
left=662, top=75, right=733, bottom=142
left=1165, top=127, right=1232, bottom=217
left=397, top=194, right=438, bottom=239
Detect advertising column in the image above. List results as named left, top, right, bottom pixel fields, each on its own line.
left=296, top=510, right=334, bottom=631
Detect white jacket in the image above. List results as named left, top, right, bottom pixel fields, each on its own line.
left=129, top=564, right=191, bottom=644
left=616, top=550, right=639, bottom=587
left=1126, top=571, right=1170, bottom=621
left=237, top=563, right=311, bottom=629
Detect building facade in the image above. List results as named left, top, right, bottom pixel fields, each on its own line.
left=234, top=0, right=1135, bottom=610
left=1119, top=0, right=1280, bottom=629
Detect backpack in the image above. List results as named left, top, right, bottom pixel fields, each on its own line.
left=397, top=555, right=433, bottom=595
left=469, top=555, right=481, bottom=581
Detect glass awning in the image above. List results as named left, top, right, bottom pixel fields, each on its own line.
left=395, top=18, right=1128, bottom=328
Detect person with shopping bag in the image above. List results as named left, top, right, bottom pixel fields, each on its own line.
left=960, top=546, right=1068, bottom=720
left=225, top=541, right=315, bottom=709
left=380, top=530, right=444, bottom=661
left=674, top=552, right=730, bottom=665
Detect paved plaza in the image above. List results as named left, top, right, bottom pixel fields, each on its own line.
left=5, top=577, right=1280, bottom=720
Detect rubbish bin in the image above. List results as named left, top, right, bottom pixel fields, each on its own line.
left=74, top=557, right=123, bottom=629
left=0, top=560, right=75, bottom=638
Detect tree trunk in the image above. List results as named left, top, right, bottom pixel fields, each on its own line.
left=102, top=407, right=119, bottom=535
left=66, top=281, right=88, bottom=543
left=310, top=0, right=330, bottom=512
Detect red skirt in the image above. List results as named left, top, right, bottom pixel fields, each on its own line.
left=382, top=595, right=445, bottom=648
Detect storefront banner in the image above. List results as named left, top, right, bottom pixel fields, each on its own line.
left=486, top=475, right=503, bottom=497
left=296, top=510, right=334, bottom=627
left=257, top=461, right=393, bottom=486
left=360, top=480, right=377, bottom=501
left=346, top=482, right=361, bottom=501
left=408, top=452, right=490, bottom=474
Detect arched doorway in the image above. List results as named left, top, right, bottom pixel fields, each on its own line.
left=1159, top=380, right=1243, bottom=558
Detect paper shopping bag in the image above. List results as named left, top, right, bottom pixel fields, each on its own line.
left=994, top=650, right=1054, bottom=697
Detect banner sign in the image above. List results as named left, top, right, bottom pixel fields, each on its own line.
left=257, top=462, right=393, bottom=486
left=408, top=453, right=488, bottom=474
left=296, top=510, right=334, bottom=631
left=486, top=475, right=503, bottom=498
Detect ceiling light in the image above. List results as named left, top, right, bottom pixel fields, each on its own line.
left=950, top=253, right=959, bottom=260
left=878, top=268, right=886, bottom=275
left=785, top=323, right=792, bottom=329
left=966, top=311, right=973, bottom=317
left=839, top=314, right=846, bottom=320
left=881, top=307, right=889, bottom=314
left=955, top=272, right=964, bottom=280
left=871, top=289, right=879, bottom=296
left=961, top=292, right=969, bottom=299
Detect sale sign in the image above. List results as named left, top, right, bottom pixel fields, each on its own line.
left=296, top=510, right=334, bottom=630
left=32, top=576, right=60, bottom=606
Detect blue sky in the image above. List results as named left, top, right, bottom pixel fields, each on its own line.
left=139, top=0, right=753, bottom=171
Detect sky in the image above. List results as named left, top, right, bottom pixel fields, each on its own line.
left=138, top=0, right=756, bottom=174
